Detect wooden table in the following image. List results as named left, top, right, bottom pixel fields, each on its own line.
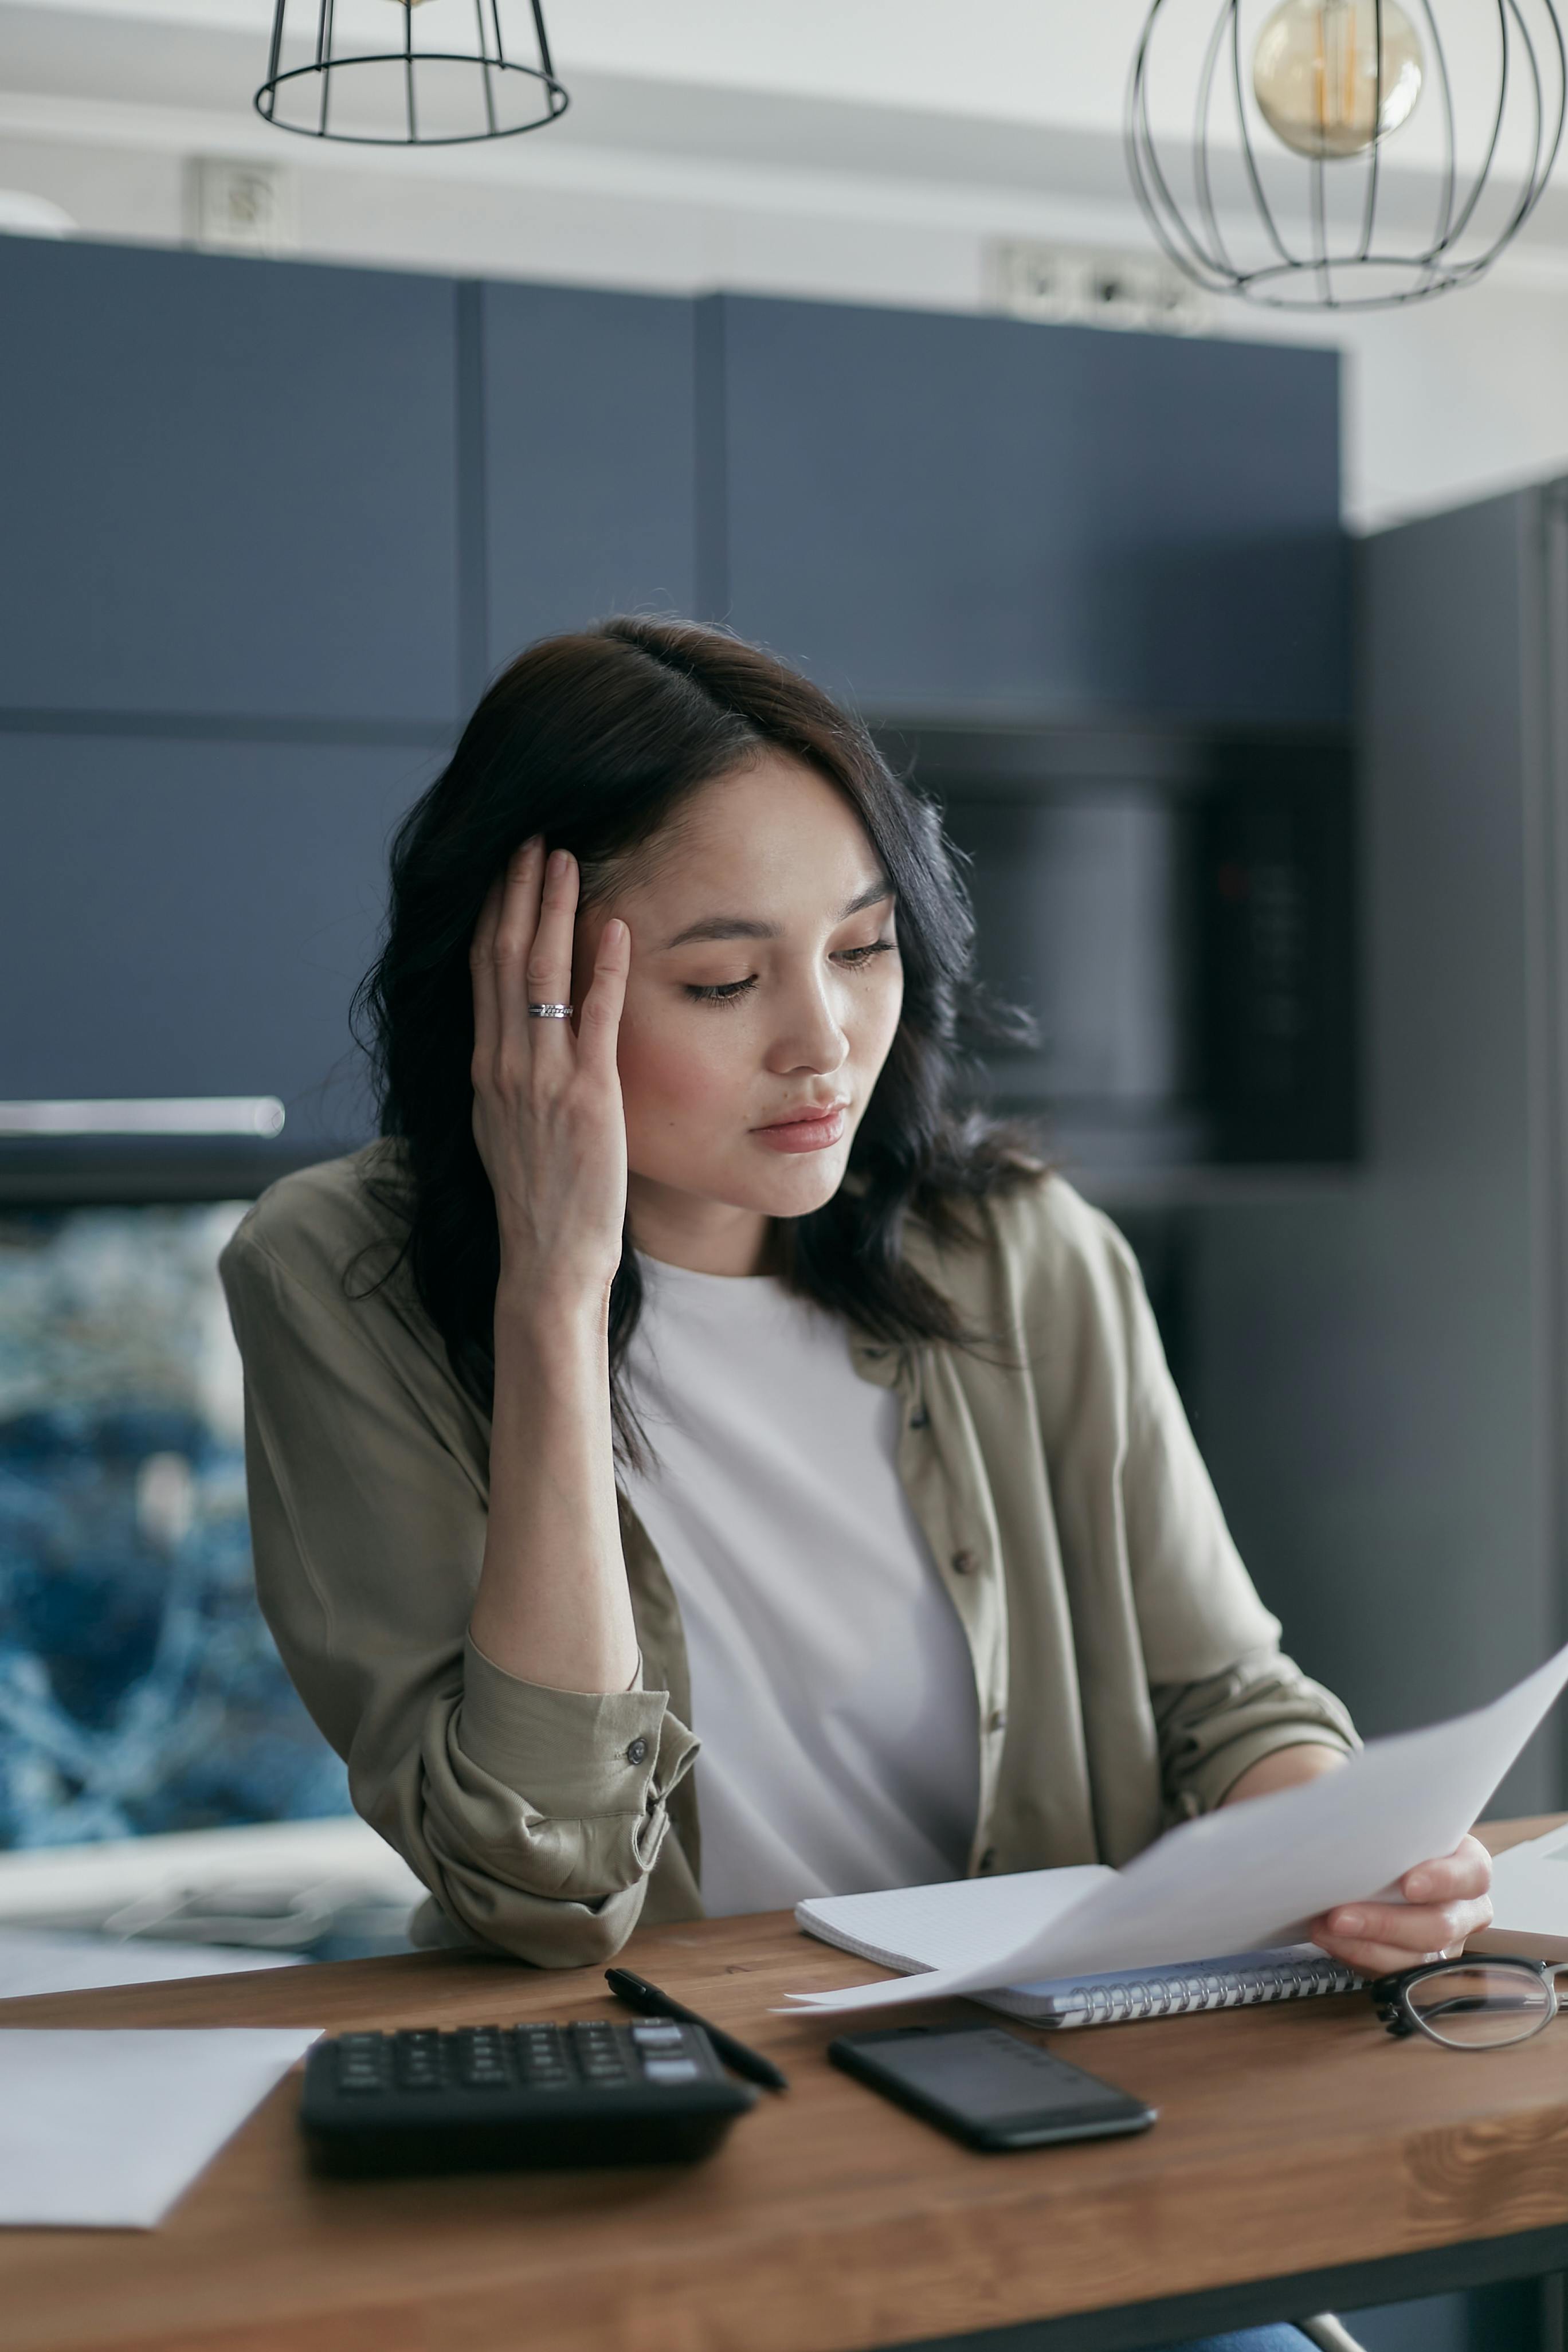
left=3, top=1819, right=1568, bottom=2352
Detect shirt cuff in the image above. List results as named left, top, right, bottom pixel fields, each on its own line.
left=457, top=1634, right=681, bottom=1820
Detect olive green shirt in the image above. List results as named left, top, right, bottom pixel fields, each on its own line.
left=219, top=1146, right=1357, bottom=1969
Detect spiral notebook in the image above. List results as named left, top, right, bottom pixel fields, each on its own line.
left=796, top=1869, right=1359, bottom=2029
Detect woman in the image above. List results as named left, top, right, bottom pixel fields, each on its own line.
left=222, top=618, right=1488, bottom=2351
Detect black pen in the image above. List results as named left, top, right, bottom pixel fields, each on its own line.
left=605, top=1967, right=789, bottom=2091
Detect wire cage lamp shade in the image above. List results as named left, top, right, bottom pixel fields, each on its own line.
left=1127, top=0, right=1567, bottom=308
left=256, top=0, right=567, bottom=146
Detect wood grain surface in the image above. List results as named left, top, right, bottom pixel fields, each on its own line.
left=0, top=1816, right=1561, bottom=2352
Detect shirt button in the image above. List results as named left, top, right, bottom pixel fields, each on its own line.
left=950, top=1549, right=976, bottom=1577
left=989, top=1707, right=1007, bottom=1734
left=625, top=1738, right=649, bottom=1766
left=909, top=1408, right=930, bottom=1430
left=978, top=1847, right=998, bottom=1873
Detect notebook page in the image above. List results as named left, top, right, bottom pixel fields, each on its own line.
left=798, top=1867, right=1111, bottom=1974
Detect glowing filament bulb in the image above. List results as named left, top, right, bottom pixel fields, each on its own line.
left=1253, top=0, right=1424, bottom=159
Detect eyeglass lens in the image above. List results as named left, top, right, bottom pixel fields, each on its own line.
left=1405, top=1963, right=1555, bottom=2048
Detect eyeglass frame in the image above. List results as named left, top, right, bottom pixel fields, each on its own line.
left=1371, top=1954, right=1568, bottom=2049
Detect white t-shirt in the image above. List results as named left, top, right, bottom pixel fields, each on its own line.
left=619, top=1255, right=981, bottom=1917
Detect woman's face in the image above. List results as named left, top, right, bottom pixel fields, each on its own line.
left=571, top=751, right=904, bottom=1265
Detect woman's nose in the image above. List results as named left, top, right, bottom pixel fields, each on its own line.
left=766, top=981, right=849, bottom=1076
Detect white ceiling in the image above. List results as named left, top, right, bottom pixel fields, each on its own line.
left=5, top=0, right=1558, bottom=203
left=0, top=0, right=1145, bottom=131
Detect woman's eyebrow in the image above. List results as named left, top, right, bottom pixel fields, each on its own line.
left=661, top=878, right=893, bottom=953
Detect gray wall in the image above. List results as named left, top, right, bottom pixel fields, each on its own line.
left=1188, top=489, right=1563, bottom=1809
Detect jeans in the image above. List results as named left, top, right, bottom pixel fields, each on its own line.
left=1162, top=2333, right=1315, bottom=2351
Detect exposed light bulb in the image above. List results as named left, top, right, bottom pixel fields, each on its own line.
left=1253, top=0, right=1423, bottom=160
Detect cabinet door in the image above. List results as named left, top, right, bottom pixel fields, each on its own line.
left=0, top=240, right=461, bottom=727
left=481, top=282, right=696, bottom=669
left=0, top=733, right=434, bottom=1152
left=712, top=296, right=1346, bottom=727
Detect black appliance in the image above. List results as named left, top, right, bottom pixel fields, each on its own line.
left=875, top=723, right=1357, bottom=1171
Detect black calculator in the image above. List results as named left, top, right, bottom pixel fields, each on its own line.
left=299, top=2017, right=755, bottom=2174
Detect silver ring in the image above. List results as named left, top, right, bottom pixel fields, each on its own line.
left=527, top=1002, right=573, bottom=1020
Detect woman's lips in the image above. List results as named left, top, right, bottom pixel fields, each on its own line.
left=753, top=1102, right=849, bottom=1154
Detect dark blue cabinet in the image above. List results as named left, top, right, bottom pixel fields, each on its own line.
left=708, top=295, right=1347, bottom=726
left=0, top=241, right=461, bottom=727
left=481, top=281, right=697, bottom=672
left=0, top=732, right=437, bottom=1148
left=0, top=242, right=1353, bottom=1181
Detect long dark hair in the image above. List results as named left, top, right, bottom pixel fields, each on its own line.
left=356, top=617, right=1037, bottom=1449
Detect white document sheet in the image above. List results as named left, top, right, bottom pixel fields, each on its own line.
left=0, top=1929, right=303, bottom=2001
left=0, top=2028, right=321, bottom=2227
left=786, top=1638, right=1568, bottom=2016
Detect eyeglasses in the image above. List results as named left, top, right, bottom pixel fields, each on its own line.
left=1371, top=1956, right=1568, bottom=2051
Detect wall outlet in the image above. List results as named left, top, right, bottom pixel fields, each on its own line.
left=989, top=240, right=1209, bottom=335
left=186, top=158, right=299, bottom=257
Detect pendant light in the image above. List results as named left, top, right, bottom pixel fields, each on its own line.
left=1127, top=0, right=1566, bottom=308
left=256, top=0, right=567, bottom=146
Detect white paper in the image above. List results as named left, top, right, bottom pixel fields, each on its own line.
left=0, top=1929, right=304, bottom=2001
left=786, top=1638, right=1568, bottom=2016
left=0, top=2028, right=321, bottom=2227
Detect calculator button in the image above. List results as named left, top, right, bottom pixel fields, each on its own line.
left=457, top=2029, right=512, bottom=2088
left=395, top=2034, right=448, bottom=2091
left=520, top=2049, right=571, bottom=2085
left=630, top=2023, right=684, bottom=2046
left=641, top=2058, right=700, bottom=2084
left=336, top=2063, right=386, bottom=2094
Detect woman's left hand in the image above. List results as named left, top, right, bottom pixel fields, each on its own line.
left=1309, top=1833, right=1494, bottom=1976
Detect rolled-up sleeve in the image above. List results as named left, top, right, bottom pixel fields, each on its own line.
left=1153, top=1650, right=1359, bottom=1818
left=220, top=1218, right=698, bottom=1967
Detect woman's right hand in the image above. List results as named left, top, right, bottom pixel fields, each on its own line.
left=469, top=837, right=631, bottom=1315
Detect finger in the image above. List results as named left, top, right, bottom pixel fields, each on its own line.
left=1402, top=1836, right=1493, bottom=1904
left=493, top=837, right=546, bottom=1044
left=1312, top=1930, right=1460, bottom=1977
left=1322, top=1898, right=1494, bottom=1947
left=578, top=917, right=630, bottom=1072
left=1315, top=1895, right=1493, bottom=1956
left=469, top=875, right=505, bottom=1076
left=524, top=848, right=581, bottom=1029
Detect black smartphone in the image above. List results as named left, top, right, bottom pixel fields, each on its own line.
left=829, top=2024, right=1157, bottom=2153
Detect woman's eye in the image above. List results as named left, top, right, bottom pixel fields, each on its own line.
left=684, top=976, right=758, bottom=1005
left=835, top=939, right=897, bottom=968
